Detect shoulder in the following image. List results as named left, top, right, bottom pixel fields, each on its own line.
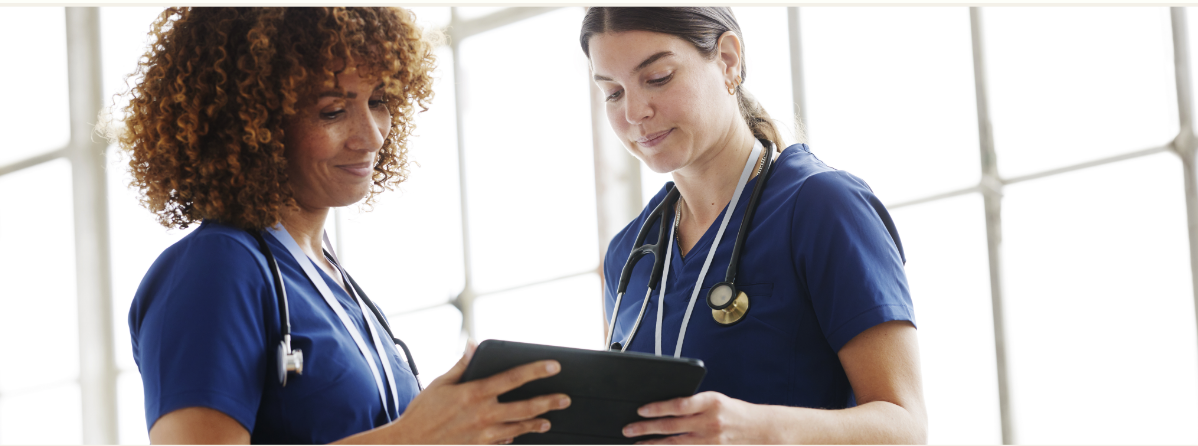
left=768, top=146, right=905, bottom=262
left=767, top=144, right=861, bottom=198
left=154, top=222, right=266, bottom=278
left=132, top=221, right=272, bottom=321
left=765, top=145, right=884, bottom=217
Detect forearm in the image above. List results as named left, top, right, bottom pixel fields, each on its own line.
left=762, top=400, right=927, bottom=444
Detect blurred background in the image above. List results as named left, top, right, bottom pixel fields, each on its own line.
left=1, top=5, right=1196, bottom=445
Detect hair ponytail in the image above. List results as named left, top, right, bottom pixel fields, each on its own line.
left=735, top=87, right=789, bottom=151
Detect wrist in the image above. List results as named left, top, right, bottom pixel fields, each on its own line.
left=763, top=405, right=811, bottom=444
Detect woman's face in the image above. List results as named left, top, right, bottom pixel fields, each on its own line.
left=283, top=67, right=390, bottom=210
left=589, top=30, right=741, bottom=174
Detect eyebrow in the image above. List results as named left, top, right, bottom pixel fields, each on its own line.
left=593, top=51, right=675, bottom=82
left=318, top=83, right=386, bottom=99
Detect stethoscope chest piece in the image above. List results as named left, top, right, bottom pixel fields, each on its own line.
left=710, top=288, right=749, bottom=326
left=278, top=339, right=304, bottom=386
left=708, top=282, right=750, bottom=325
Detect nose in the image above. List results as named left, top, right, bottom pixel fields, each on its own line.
left=623, top=89, right=652, bottom=125
left=347, top=108, right=387, bottom=153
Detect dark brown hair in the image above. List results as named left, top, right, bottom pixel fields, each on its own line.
left=111, top=7, right=436, bottom=230
left=580, top=7, right=790, bottom=151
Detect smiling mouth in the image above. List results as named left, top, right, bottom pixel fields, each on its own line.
left=637, top=129, right=672, bottom=148
left=337, top=162, right=373, bottom=178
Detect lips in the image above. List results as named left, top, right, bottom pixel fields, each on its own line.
left=636, top=129, right=673, bottom=148
left=337, top=162, right=373, bottom=178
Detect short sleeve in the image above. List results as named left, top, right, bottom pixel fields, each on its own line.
left=130, top=232, right=272, bottom=432
left=792, top=171, right=914, bottom=352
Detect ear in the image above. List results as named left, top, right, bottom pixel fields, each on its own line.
left=715, top=31, right=743, bottom=82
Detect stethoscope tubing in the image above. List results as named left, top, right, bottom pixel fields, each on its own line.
left=251, top=231, right=292, bottom=339
left=723, top=144, right=774, bottom=285
left=250, top=229, right=423, bottom=391
left=608, top=140, right=774, bottom=353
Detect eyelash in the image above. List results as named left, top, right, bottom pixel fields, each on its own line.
left=605, top=74, right=673, bottom=103
left=320, top=98, right=386, bottom=119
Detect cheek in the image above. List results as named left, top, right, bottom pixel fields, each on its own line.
left=373, top=109, right=391, bottom=137
left=606, top=106, right=629, bottom=135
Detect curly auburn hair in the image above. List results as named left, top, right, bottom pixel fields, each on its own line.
left=113, top=7, right=436, bottom=230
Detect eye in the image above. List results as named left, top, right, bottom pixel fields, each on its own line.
left=605, top=88, right=623, bottom=102
left=369, top=96, right=386, bottom=109
left=648, top=73, right=673, bottom=86
left=321, top=109, right=346, bottom=119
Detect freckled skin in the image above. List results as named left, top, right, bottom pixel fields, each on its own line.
left=282, top=68, right=390, bottom=212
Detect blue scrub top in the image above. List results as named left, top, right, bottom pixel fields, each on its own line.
left=129, top=220, right=420, bottom=444
left=603, top=143, right=914, bottom=409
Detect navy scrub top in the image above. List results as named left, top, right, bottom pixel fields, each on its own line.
left=129, top=220, right=420, bottom=444
left=603, top=143, right=915, bottom=410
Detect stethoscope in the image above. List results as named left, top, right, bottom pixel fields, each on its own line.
left=246, top=227, right=423, bottom=401
left=606, top=139, right=775, bottom=357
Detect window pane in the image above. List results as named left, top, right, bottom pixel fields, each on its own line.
left=0, top=159, right=79, bottom=393
left=457, top=8, right=599, bottom=293
left=1003, top=152, right=1197, bottom=444
left=983, top=7, right=1178, bottom=179
left=731, top=7, right=798, bottom=146
left=100, top=7, right=168, bottom=109
left=117, top=370, right=148, bottom=444
left=387, top=304, right=464, bottom=387
left=1187, top=8, right=1198, bottom=111
left=0, top=7, right=70, bottom=166
left=800, top=7, right=980, bottom=204
left=106, top=146, right=195, bottom=373
left=0, top=384, right=83, bottom=445
left=407, top=7, right=450, bottom=30
left=474, top=274, right=603, bottom=350
left=454, top=7, right=506, bottom=22
left=338, top=45, right=465, bottom=314
left=889, top=194, right=1001, bottom=445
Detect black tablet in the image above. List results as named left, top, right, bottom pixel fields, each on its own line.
left=459, top=339, right=707, bottom=444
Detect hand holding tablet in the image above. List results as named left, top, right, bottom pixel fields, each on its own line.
left=460, top=340, right=707, bottom=444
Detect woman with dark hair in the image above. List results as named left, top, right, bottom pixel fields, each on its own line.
left=583, top=7, right=926, bottom=443
left=117, top=7, right=568, bottom=444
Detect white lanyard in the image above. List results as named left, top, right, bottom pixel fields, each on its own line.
left=267, top=224, right=399, bottom=420
left=655, top=139, right=763, bottom=358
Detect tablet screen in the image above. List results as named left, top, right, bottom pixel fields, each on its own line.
left=460, top=340, right=706, bottom=444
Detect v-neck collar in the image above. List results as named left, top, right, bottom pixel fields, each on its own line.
left=670, top=174, right=761, bottom=267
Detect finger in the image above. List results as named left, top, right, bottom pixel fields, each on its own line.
left=481, top=360, right=561, bottom=396
left=497, top=393, right=571, bottom=422
left=485, top=418, right=551, bottom=443
left=636, top=434, right=695, bottom=445
left=428, top=342, right=476, bottom=387
left=637, top=393, right=711, bottom=418
left=623, top=415, right=699, bottom=438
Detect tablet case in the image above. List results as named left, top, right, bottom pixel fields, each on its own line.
left=460, top=339, right=707, bottom=444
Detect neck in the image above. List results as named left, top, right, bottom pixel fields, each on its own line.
left=280, top=203, right=330, bottom=262
left=670, top=124, right=759, bottom=227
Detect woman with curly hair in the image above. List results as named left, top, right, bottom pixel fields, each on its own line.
left=118, top=8, right=568, bottom=444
